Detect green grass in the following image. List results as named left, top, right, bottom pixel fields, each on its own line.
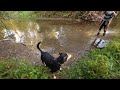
left=0, top=58, right=52, bottom=79
left=59, top=37, right=120, bottom=79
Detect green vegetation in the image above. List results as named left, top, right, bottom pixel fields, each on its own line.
left=59, top=37, right=120, bottom=79
left=0, top=11, right=36, bottom=20
left=0, top=11, right=102, bottom=21
left=34, top=11, right=89, bottom=19
left=0, top=58, right=52, bottom=79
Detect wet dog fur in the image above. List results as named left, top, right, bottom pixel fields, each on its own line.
left=37, top=42, right=68, bottom=73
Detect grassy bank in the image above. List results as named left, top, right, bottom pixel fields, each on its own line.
left=0, top=58, right=52, bottom=79
left=59, top=36, right=120, bottom=79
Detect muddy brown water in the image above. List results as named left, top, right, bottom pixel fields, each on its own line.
left=0, top=18, right=119, bottom=68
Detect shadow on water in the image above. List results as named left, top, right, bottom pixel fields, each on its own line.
left=0, top=19, right=119, bottom=66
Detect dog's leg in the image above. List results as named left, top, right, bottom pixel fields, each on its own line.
left=53, top=75, right=57, bottom=79
left=41, top=60, right=45, bottom=64
left=41, top=60, right=46, bottom=66
left=60, top=68, right=62, bottom=71
left=53, top=73, right=57, bottom=79
left=42, top=62, right=46, bottom=66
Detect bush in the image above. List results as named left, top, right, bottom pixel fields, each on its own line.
left=80, top=55, right=111, bottom=79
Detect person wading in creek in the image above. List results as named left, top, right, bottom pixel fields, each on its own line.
left=97, top=11, right=118, bottom=36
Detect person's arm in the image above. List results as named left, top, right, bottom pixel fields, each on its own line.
left=107, top=11, right=117, bottom=27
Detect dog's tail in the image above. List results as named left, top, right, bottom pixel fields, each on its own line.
left=37, top=42, right=43, bottom=53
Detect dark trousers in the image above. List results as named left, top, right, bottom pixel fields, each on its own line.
left=99, top=20, right=109, bottom=31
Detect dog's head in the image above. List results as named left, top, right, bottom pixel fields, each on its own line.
left=57, top=53, right=68, bottom=64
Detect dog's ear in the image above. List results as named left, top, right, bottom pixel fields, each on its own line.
left=59, top=53, right=62, bottom=55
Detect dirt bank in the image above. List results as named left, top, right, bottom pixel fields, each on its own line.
left=0, top=39, right=41, bottom=65
left=0, top=38, right=94, bottom=69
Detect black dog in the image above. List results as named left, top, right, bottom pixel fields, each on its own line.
left=37, top=42, right=68, bottom=73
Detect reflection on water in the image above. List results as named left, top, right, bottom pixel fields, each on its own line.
left=2, top=29, right=25, bottom=43
left=0, top=19, right=119, bottom=60
left=56, top=26, right=67, bottom=47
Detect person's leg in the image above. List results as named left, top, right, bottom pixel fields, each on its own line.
left=103, top=26, right=107, bottom=36
left=97, top=30, right=100, bottom=36
left=97, top=20, right=104, bottom=36
left=103, top=21, right=109, bottom=36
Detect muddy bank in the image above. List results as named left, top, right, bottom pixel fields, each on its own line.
left=0, top=39, right=93, bottom=69
left=0, top=39, right=41, bottom=64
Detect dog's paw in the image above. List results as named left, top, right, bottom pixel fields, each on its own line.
left=53, top=75, right=57, bottom=79
left=44, top=64, right=46, bottom=66
left=60, top=68, right=62, bottom=71
left=32, top=62, right=36, bottom=64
